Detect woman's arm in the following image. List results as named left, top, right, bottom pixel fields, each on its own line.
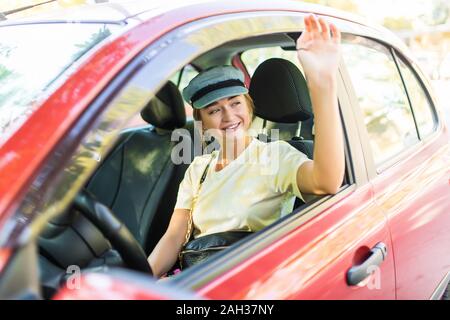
left=147, top=208, right=190, bottom=278
left=295, top=15, right=345, bottom=195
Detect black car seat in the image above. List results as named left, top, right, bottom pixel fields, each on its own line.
left=249, top=58, right=316, bottom=207
left=249, top=58, right=314, bottom=159
left=86, top=81, right=192, bottom=253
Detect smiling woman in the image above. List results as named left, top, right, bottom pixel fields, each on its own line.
left=194, top=94, right=255, bottom=153
left=0, top=22, right=119, bottom=146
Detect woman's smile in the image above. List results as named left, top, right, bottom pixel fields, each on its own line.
left=221, top=121, right=241, bottom=132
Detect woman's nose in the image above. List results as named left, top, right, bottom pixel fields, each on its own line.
left=221, top=106, right=234, bottom=121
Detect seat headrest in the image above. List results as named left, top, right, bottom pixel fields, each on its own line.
left=249, top=58, right=312, bottom=123
left=141, top=81, right=186, bottom=130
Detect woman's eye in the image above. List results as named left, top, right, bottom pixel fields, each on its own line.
left=231, top=102, right=241, bottom=107
left=208, top=109, right=220, bottom=115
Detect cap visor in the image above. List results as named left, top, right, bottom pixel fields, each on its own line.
left=192, top=86, right=248, bottom=109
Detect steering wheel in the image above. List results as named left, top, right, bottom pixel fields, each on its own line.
left=74, top=189, right=153, bottom=275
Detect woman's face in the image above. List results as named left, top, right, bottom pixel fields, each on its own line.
left=199, top=94, right=251, bottom=142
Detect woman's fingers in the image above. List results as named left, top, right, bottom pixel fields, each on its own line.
left=308, top=14, right=320, bottom=34
left=318, top=17, right=330, bottom=40
left=298, top=15, right=313, bottom=49
left=300, top=14, right=341, bottom=48
left=330, top=23, right=341, bottom=43
left=304, top=14, right=312, bottom=33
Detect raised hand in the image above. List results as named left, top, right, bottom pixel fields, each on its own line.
left=296, top=15, right=341, bottom=83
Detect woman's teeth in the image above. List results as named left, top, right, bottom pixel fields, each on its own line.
left=223, top=122, right=240, bottom=130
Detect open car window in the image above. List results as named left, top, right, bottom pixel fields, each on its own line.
left=241, top=46, right=305, bottom=76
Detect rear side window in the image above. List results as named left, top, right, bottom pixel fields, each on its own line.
left=342, top=36, right=419, bottom=166
left=396, top=56, right=436, bottom=138
left=241, top=46, right=304, bottom=76
left=171, top=64, right=199, bottom=91
left=170, top=64, right=199, bottom=118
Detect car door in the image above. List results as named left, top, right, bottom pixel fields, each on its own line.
left=340, top=36, right=450, bottom=299
left=195, top=187, right=396, bottom=299
left=388, top=53, right=450, bottom=300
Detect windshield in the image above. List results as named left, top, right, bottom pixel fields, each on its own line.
left=0, top=23, right=120, bottom=145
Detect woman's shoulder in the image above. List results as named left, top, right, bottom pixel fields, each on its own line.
left=256, top=139, right=294, bottom=154
left=255, top=139, right=309, bottom=166
left=189, top=151, right=216, bottom=169
left=254, top=138, right=291, bottom=146
left=193, top=151, right=216, bottom=162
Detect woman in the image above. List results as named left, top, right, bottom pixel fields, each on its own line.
left=148, top=15, right=344, bottom=278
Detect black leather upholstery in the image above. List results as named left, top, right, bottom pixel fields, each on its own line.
left=249, top=58, right=313, bottom=123
left=249, top=58, right=315, bottom=160
left=86, top=81, right=191, bottom=253
left=289, top=137, right=314, bottom=160
left=74, top=189, right=152, bottom=273
left=141, top=82, right=186, bottom=130
left=39, top=210, right=114, bottom=269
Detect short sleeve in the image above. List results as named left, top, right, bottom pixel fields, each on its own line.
left=174, top=162, right=196, bottom=210
left=268, top=141, right=310, bottom=202
left=174, top=154, right=211, bottom=210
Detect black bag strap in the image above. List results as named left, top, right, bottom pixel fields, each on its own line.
left=182, top=153, right=215, bottom=246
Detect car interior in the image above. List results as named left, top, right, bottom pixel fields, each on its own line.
left=36, top=32, right=350, bottom=298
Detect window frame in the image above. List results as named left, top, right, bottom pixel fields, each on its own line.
left=393, top=49, right=439, bottom=140
left=340, top=35, right=444, bottom=177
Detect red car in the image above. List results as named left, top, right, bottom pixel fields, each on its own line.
left=0, top=0, right=449, bottom=300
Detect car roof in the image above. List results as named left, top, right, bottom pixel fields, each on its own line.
left=0, top=0, right=406, bottom=52
left=0, top=1, right=164, bottom=24
left=0, top=0, right=375, bottom=28
left=0, top=0, right=222, bottom=24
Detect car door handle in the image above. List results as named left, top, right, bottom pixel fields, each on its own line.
left=346, top=242, right=388, bottom=286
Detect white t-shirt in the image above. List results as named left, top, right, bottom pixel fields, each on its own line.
left=174, top=138, right=310, bottom=238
